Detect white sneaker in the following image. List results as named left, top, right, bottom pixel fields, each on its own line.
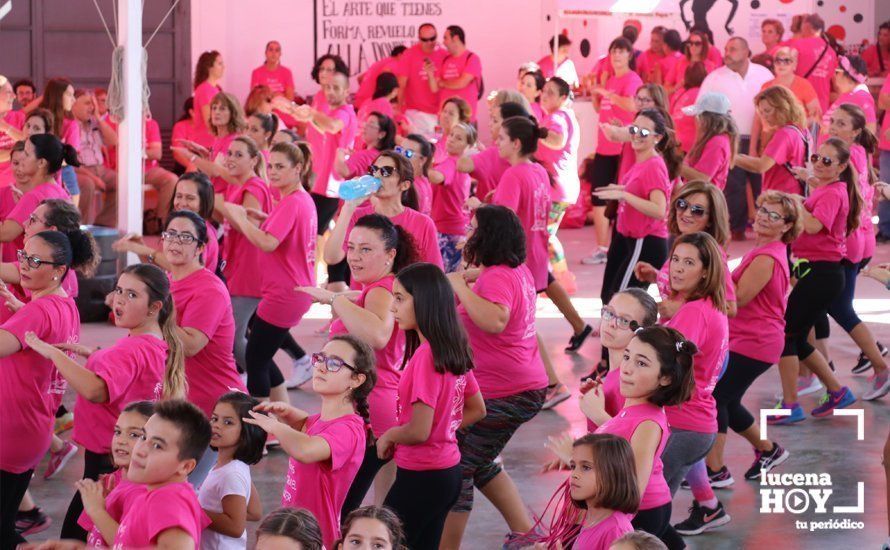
left=863, top=371, right=890, bottom=401
left=286, top=355, right=313, bottom=389
left=580, top=250, right=608, bottom=265
left=774, top=375, right=823, bottom=399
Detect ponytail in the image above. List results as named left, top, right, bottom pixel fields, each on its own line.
left=233, top=135, right=267, bottom=181
left=354, top=213, right=418, bottom=273
left=295, top=142, right=315, bottom=190
left=824, top=137, right=863, bottom=236
left=638, top=108, right=683, bottom=180
left=271, top=141, right=313, bottom=191
left=29, top=134, right=81, bottom=174
left=501, top=116, right=544, bottom=156
left=328, top=334, right=377, bottom=424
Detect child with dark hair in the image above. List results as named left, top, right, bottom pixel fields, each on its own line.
left=256, top=507, right=323, bottom=550
left=336, top=505, right=405, bottom=549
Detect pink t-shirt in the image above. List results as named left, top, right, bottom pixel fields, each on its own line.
left=848, top=145, right=875, bottom=262
left=492, top=162, right=551, bottom=290
left=204, top=221, right=220, bottom=273
left=821, top=87, right=877, bottom=139
left=788, top=37, right=839, bottom=111
left=665, top=298, right=728, bottom=433
left=345, top=148, right=380, bottom=178
left=658, top=51, right=683, bottom=88
left=396, top=44, right=447, bottom=114
left=671, top=87, right=700, bottom=153
left=313, top=104, right=358, bottom=197
left=394, top=341, right=480, bottom=470
left=251, top=64, right=295, bottom=96
left=171, top=119, right=198, bottom=164
left=172, top=268, right=246, bottom=417
left=688, top=133, right=730, bottom=190
left=223, top=177, right=273, bottom=297
left=762, top=126, right=807, bottom=194
left=431, top=155, right=471, bottom=235
left=79, top=472, right=147, bottom=548
left=306, top=92, right=328, bottom=186
left=114, top=481, right=210, bottom=549
left=357, top=98, right=395, bottom=136
left=257, top=191, right=316, bottom=328
left=0, top=110, right=25, bottom=186
left=209, top=133, right=239, bottom=196
left=281, top=413, right=366, bottom=549
left=880, top=79, right=890, bottom=152
left=596, top=71, right=643, bottom=156
left=355, top=57, right=400, bottom=108
left=792, top=180, right=849, bottom=262
left=656, top=249, right=736, bottom=303
left=331, top=275, right=403, bottom=437
left=414, top=175, right=433, bottom=216
left=438, top=50, right=483, bottom=117
left=636, top=50, right=666, bottom=83
left=666, top=57, right=717, bottom=91
left=0, top=295, right=80, bottom=473
left=2, top=181, right=70, bottom=267
left=596, top=403, right=671, bottom=510
left=73, top=335, right=167, bottom=454
left=616, top=156, right=671, bottom=239
left=346, top=205, right=443, bottom=268
left=470, top=146, right=510, bottom=201
left=458, top=264, right=547, bottom=399
left=143, top=118, right=163, bottom=172
left=537, top=108, right=581, bottom=204
left=729, top=241, right=789, bottom=364
left=574, top=512, right=634, bottom=549
left=192, top=81, right=221, bottom=148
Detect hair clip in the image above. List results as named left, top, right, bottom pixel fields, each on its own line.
left=675, top=340, right=685, bottom=352
left=630, top=320, right=642, bottom=334
left=394, top=145, right=414, bottom=159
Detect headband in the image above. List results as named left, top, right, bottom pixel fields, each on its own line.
left=839, top=56, right=867, bottom=84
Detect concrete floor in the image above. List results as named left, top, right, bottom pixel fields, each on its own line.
left=24, top=224, right=890, bottom=549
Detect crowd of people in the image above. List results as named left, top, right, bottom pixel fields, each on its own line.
left=0, top=10, right=889, bottom=550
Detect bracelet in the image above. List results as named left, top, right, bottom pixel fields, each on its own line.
left=329, top=293, right=338, bottom=305
left=190, top=154, right=197, bottom=162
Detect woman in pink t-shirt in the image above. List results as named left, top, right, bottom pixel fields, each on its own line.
left=245, top=335, right=375, bottom=548
left=430, top=123, right=475, bottom=272
left=334, top=112, right=397, bottom=180
left=221, top=142, right=315, bottom=404
left=246, top=112, right=278, bottom=159
left=455, top=102, right=517, bottom=203
left=735, top=86, right=809, bottom=195
left=668, top=61, right=706, bottom=154
left=517, top=68, right=545, bottom=121
left=192, top=50, right=225, bottom=148
left=402, top=134, right=435, bottom=216
left=356, top=73, right=398, bottom=141
left=772, top=138, right=861, bottom=421
left=28, top=263, right=186, bottom=539
left=708, top=192, right=801, bottom=490
left=664, top=31, right=716, bottom=94
left=0, top=75, right=26, bottom=186
left=819, top=56, right=877, bottom=139
left=659, top=232, right=730, bottom=535
left=376, top=263, right=486, bottom=549
left=680, top=95, right=738, bottom=190
left=0, top=229, right=94, bottom=546
left=37, top=78, right=82, bottom=204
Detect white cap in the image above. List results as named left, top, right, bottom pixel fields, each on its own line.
left=681, top=92, right=731, bottom=116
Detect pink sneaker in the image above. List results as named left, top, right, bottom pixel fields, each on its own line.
left=44, top=441, right=78, bottom=480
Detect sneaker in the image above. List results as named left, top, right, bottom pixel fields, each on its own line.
left=673, top=501, right=731, bottom=535
left=811, top=386, right=857, bottom=417
left=502, top=526, right=543, bottom=550
left=851, top=342, right=888, bottom=374
left=565, top=324, right=594, bottom=352
left=15, top=508, right=52, bottom=536
left=54, top=411, right=74, bottom=435
left=773, top=375, right=823, bottom=400
left=766, top=402, right=806, bottom=425
left=863, top=371, right=890, bottom=401
left=286, top=355, right=313, bottom=389
left=580, top=250, right=608, bottom=265
left=680, top=465, right=734, bottom=490
left=541, top=383, right=571, bottom=410
left=744, top=442, right=790, bottom=480
left=44, top=441, right=78, bottom=480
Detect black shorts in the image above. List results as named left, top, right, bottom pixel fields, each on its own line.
left=312, top=193, right=341, bottom=236
left=584, top=153, right=621, bottom=207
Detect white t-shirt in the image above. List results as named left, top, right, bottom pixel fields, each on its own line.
left=198, top=460, right=252, bottom=550
left=698, top=63, right=774, bottom=136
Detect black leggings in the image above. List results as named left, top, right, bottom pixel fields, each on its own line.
left=632, top=503, right=685, bottom=550
left=341, top=442, right=391, bottom=517
left=601, top=230, right=668, bottom=309
left=1, top=469, right=32, bottom=549
left=248, top=313, right=306, bottom=361
left=714, top=352, right=773, bottom=434
left=245, top=316, right=291, bottom=397
left=782, top=261, right=845, bottom=360
left=383, top=465, right=462, bottom=550
left=61, top=450, right=115, bottom=540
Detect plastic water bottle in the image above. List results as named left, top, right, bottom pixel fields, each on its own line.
left=338, top=175, right=382, bottom=200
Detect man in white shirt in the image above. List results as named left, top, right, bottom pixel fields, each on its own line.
left=699, top=37, right=773, bottom=239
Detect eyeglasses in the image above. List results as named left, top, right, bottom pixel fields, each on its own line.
left=756, top=206, right=789, bottom=223
left=774, top=57, right=794, bottom=65
left=311, top=352, right=356, bottom=373
left=601, top=307, right=636, bottom=330
left=810, top=154, right=837, bottom=167
left=26, top=213, right=48, bottom=227
left=368, top=164, right=396, bottom=178
left=675, top=198, right=708, bottom=218
left=628, top=125, right=653, bottom=138
left=419, top=35, right=438, bottom=43
left=161, top=230, right=198, bottom=245
left=17, top=249, right=64, bottom=269
left=394, top=145, right=415, bottom=159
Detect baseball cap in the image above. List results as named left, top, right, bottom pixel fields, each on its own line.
left=681, top=92, right=732, bottom=116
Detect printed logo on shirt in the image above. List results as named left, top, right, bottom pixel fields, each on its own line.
left=447, top=375, right=467, bottom=441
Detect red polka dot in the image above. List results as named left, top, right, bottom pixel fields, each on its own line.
left=839, top=5, right=846, bottom=12
left=562, top=28, right=568, bottom=36
left=779, top=0, right=794, bottom=3
left=582, top=20, right=588, bottom=27
left=827, top=25, right=846, bottom=41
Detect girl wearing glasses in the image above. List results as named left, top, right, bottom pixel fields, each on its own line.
left=663, top=30, right=715, bottom=95
left=221, top=142, right=315, bottom=407
left=334, top=112, right=397, bottom=180
left=26, top=262, right=186, bottom=540
left=325, top=151, right=442, bottom=270
left=430, top=123, right=476, bottom=272
left=377, top=262, right=486, bottom=549
left=244, top=334, right=376, bottom=548
left=770, top=138, right=862, bottom=422
left=0, top=229, right=95, bottom=546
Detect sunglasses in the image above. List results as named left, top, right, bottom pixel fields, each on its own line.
left=675, top=198, right=708, bottom=218
left=162, top=230, right=199, bottom=245
left=394, top=145, right=415, bottom=159
left=757, top=206, right=789, bottom=223
left=17, top=249, right=64, bottom=269
left=774, top=57, right=794, bottom=65
left=628, top=125, right=653, bottom=138
left=420, top=36, right=437, bottom=42
left=689, top=40, right=703, bottom=46
left=810, top=154, right=837, bottom=167
left=311, top=352, right=356, bottom=373
left=368, top=164, right=396, bottom=177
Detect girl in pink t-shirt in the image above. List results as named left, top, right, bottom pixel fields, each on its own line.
left=377, top=263, right=485, bottom=549
left=221, top=142, right=315, bottom=403
left=819, top=56, right=876, bottom=141
left=681, top=112, right=737, bottom=190
left=28, top=263, right=187, bottom=539
left=456, top=102, right=517, bottom=202
left=192, top=51, right=225, bottom=148
left=77, top=401, right=153, bottom=547
left=0, top=228, right=92, bottom=545
left=245, top=335, right=375, bottom=548
left=430, top=123, right=475, bottom=272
